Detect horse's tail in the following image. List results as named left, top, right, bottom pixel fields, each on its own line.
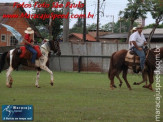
left=108, top=52, right=116, bottom=79
left=0, top=52, right=8, bottom=73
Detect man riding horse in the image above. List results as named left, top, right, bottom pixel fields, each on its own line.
left=129, top=25, right=147, bottom=72
left=24, top=27, right=37, bottom=66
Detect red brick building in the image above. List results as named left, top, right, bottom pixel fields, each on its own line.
left=0, top=3, right=41, bottom=46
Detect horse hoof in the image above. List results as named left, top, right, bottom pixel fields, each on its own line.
left=133, top=82, right=138, bottom=85
left=35, top=85, right=40, bottom=88
left=143, top=85, right=148, bottom=88
left=50, top=82, right=53, bottom=86
left=6, top=83, right=12, bottom=88
left=113, top=85, right=117, bottom=88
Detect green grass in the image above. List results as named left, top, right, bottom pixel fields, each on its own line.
left=0, top=71, right=162, bottom=122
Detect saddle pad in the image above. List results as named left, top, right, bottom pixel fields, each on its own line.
left=125, top=51, right=140, bottom=63
left=19, top=46, right=42, bottom=58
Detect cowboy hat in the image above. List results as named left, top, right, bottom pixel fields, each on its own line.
left=44, top=39, right=49, bottom=42
left=24, top=27, right=34, bottom=34
left=137, top=25, right=143, bottom=29
left=132, top=27, right=137, bottom=31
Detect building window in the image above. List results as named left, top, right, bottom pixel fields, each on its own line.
left=10, top=36, right=18, bottom=46
left=1, top=34, right=6, bottom=42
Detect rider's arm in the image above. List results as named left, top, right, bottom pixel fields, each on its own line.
left=24, top=40, right=33, bottom=46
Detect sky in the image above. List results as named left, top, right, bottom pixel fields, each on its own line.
left=0, top=0, right=155, bottom=28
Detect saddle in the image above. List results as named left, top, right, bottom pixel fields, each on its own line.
left=19, top=45, right=42, bottom=60
left=125, top=48, right=148, bottom=73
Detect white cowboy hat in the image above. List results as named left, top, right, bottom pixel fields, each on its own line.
left=24, top=27, right=34, bottom=34
left=137, top=25, right=143, bottom=29
left=44, top=39, right=49, bottom=42
left=132, top=27, right=137, bottom=31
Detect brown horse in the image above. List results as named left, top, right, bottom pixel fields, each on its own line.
left=0, top=40, right=61, bottom=88
left=108, top=46, right=163, bottom=90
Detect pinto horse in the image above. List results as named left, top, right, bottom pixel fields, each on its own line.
left=108, top=47, right=163, bottom=90
left=0, top=40, right=61, bottom=88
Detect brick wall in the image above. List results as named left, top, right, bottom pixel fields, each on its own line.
left=0, top=8, right=34, bottom=46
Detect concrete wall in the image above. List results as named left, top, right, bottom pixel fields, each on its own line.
left=49, top=42, right=163, bottom=73
left=0, top=42, right=163, bottom=73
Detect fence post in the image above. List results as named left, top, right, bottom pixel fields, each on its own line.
left=78, top=56, right=82, bottom=73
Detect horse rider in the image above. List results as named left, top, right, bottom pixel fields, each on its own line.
left=129, top=25, right=147, bottom=71
left=24, top=27, right=37, bottom=66
left=129, top=27, right=137, bottom=49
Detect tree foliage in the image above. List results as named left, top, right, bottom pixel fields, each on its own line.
left=31, top=0, right=63, bottom=40
left=119, top=0, right=147, bottom=41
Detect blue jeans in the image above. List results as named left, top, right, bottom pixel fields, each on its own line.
left=133, top=47, right=145, bottom=70
left=25, top=45, right=37, bottom=64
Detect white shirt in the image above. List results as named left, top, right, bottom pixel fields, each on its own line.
left=128, top=32, right=135, bottom=49
left=129, top=31, right=146, bottom=48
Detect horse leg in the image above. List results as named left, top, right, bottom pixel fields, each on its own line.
left=133, top=70, right=148, bottom=86
left=6, top=67, right=13, bottom=88
left=109, top=68, right=117, bottom=90
left=35, top=70, right=40, bottom=88
left=122, top=67, right=132, bottom=90
left=40, top=65, right=54, bottom=86
left=116, top=73, right=123, bottom=87
left=146, top=71, right=154, bottom=91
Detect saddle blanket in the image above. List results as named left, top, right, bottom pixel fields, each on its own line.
left=125, top=50, right=140, bottom=63
left=19, top=45, right=42, bottom=58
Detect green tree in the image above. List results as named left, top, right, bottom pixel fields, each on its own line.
left=119, top=0, right=147, bottom=42
left=87, top=23, right=98, bottom=31
left=31, top=0, right=63, bottom=40
left=145, top=0, right=163, bottom=45
left=102, top=20, right=138, bottom=33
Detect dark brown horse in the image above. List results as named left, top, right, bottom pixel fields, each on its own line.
left=0, top=40, right=61, bottom=88
left=108, top=46, right=163, bottom=90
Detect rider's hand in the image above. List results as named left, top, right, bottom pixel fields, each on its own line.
left=144, top=42, right=147, bottom=45
left=138, top=47, right=143, bottom=51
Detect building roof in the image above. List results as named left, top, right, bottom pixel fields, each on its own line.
left=69, top=33, right=96, bottom=41
left=0, top=3, right=42, bottom=39
left=100, top=29, right=163, bottom=39
left=99, top=33, right=128, bottom=39
left=143, top=28, right=163, bottom=34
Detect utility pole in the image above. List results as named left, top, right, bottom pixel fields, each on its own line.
left=96, top=0, right=100, bottom=42
left=112, top=15, right=114, bottom=33
left=83, top=0, right=86, bottom=42
left=63, top=0, right=69, bottom=42
left=119, top=17, right=122, bottom=33
left=106, top=15, right=114, bottom=33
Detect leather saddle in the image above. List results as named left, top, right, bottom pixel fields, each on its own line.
left=19, top=46, right=42, bottom=60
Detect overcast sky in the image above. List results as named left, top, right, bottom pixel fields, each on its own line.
left=1, top=0, right=155, bottom=28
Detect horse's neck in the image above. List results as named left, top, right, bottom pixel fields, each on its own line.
left=160, top=47, right=163, bottom=60
left=41, top=43, right=50, bottom=52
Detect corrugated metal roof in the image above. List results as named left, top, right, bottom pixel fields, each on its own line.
left=99, top=33, right=128, bottom=39
left=100, top=31, right=163, bottom=39
left=143, top=28, right=163, bottom=34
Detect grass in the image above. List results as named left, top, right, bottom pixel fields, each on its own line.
left=0, top=71, right=162, bottom=122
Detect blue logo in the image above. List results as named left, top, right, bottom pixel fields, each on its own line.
left=2, top=105, right=33, bottom=121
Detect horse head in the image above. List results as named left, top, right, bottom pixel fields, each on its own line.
left=160, top=47, right=163, bottom=60
left=49, top=40, right=61, bottom=56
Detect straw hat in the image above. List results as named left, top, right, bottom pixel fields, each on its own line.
left=137, top=25, right=143, bottom=29
left=24, top=27, right=34, bottom=34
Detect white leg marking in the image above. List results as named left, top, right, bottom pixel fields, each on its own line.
left=35, top=71, right=40, bottom=87
left=6, top=67, right=13, bottom=88
left=40, top=65, right=54, bottom=85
